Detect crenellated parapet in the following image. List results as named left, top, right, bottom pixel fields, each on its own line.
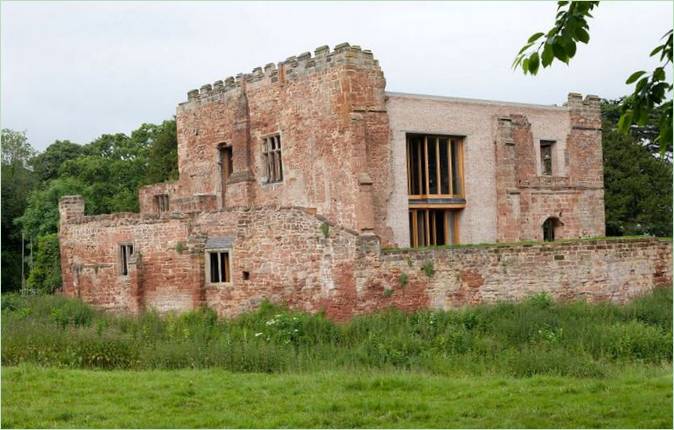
left=180, top=43, right=382, bottom=106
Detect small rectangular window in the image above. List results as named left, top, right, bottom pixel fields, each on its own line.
left=540, top=140, right=555, bottom=176
left=207, top=250, right=231, bottom=283
left=262, top=134, right=283, bottom=183
left=119, top=244, right=134, bottom=276
left=154, top=194, right=169, bottom=213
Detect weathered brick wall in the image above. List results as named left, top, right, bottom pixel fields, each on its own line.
left=369, top=238, right=671, bottom=313
left=170, top=43, right=388, bottom=238
left=494, top=93, right=605, bottom=242
left=59, top=196, right=198, bottom=313
left=59, top=194, right=671, bottom=320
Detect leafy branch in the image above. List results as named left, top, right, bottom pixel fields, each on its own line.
left=513, top=1, right=598, bottom=75
left=514, top=1, right=672, bottom=155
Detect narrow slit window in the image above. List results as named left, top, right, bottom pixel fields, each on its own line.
left=263, top=134, right=283, bottom=183
left=207, top=250, right=231, bottom=283
left=154, top=194, right=169, bottom=214
left=119, top=244, right=134, bottom=276
left=540, top=140, right=555, bottom=176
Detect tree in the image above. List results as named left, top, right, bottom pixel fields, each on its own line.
left=514, top=1, right=672, bottom=155
left=9, top=119, right=179, bottom=294
left=30, top=140, right=84, bottom=182
left=1, top=129, right=37, bottom=292
left=602, top=100, right=672, bottom=237
left=143, top=119, right=178, bottom=185
left=1, top=129, right=35, bottom=166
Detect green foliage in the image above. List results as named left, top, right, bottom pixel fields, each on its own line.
left=26, top=234, right=62, bottom=294
left=602, top=100, right=672, bottom=237
left=1, top=129, right=36, bottom=166
left=29, top=140, right=83, bottom=182
left=513, top=1, right=598, bottom=74
left=383, top=288, right=394, bottom=298
left=142, top=119, right=179, bottom=185
left=421, top=261, right=435, bottom=277
left=16, top=177, right=90, bottom=240
left=5, top=120, right=179, bottom=294
left=1, top=129, right=37, bottom=292
left=3, top=288, right=670, bottom=375
left=320, top=222, right=330, bottom=238
left=515, top=1, right=672, bottom=154
left=399, top=272, right=409, bottom=287
left=175, top=241, right=186, bottom=254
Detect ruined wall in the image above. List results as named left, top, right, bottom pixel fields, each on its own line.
left=60, top=194, right=671, bottom=320
left=59, top=196, right=200, bottom=313
left=171, top=43, right=389, bottom=239
left=369, top=238, right=671, bottom=313
left=496, top=94, right=605, bottom=242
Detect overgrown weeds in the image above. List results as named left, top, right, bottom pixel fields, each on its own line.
left=2, top=287, right=671, bottom=376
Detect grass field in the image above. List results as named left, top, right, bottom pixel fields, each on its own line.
left=2, top=289, right=672, bottom=428
left=2, top=365, right=672, bottom=428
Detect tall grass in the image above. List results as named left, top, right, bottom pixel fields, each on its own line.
left=2, top=288, right=671, bottom=377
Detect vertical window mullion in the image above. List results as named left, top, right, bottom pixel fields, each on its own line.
left=416, top=140, right=424, bottom=195
left=423, top=136, right=429, bottom=196
left=447, top=139, right=454, bottom=195
left=435, top=137, right=441, bottom=196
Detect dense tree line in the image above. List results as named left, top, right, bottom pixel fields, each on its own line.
left=1, top=102, right=671, bottom=294
left=1, top=120, right=178, bottom=293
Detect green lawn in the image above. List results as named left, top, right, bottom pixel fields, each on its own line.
left=2, top=365, right=672, bottom=428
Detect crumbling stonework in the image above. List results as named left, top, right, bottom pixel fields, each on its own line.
left=58, top=43, right=670, bottom=319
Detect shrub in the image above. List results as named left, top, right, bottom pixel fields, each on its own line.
left=2, top=289, right=671, bottom=375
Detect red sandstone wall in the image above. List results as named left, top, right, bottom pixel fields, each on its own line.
left=495, top=94, right=605, bottom=242
left=59, top=201, right=198, bottom=313
left=172, top=44, right=388, bottom=237
left=371, top=238, right=671, bottom=313
left=59, top=194, right=671, bottom=320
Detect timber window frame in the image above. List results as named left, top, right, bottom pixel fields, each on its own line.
left=405, top=133, right=465, bottom=248
left=119, top=243, right=134, bottom=276
left=262, top=134, right=283, bottom=184
left=408, top=208, right=460, bottom=247
left=205, top=249, right=232, bottom=285
left=154, top=194, right=169, bottom=214
left=406, top=134, right=464, bottom=198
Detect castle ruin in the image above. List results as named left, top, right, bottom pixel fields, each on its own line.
left=58, top=44, right=671, bottom=319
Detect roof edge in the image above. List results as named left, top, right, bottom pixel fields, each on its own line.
left=385, top=91, right=569, bottom=111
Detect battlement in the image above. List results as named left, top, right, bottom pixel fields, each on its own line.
left=182, top=43, right=381, bottom=104
left=566, top=92, right=601, bottom=110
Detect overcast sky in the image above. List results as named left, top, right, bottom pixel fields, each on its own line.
left=2, top=1, right=671, bottom=151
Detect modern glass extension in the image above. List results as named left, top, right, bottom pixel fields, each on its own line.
left=406, top=133, right=465, bottom=247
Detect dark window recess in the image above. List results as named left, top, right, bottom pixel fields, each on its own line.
left=263, top=134, right=283, bottom=183
left=242, top=271, right=250, bottom=280
left=154, top=194, right=169, bottom=213
left=540, top=140, right=555, bottom=176
left=120, top=244, right=134, bottom=275
left=218, top=144, right=233, bottom=196
left=408, top=209, right=459, bottom=247
left=543, top=218, right=559, bottom=242
left=209, top=251, right=231, bottom=283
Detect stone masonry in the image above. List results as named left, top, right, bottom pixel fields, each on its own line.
left=58, top=44, right=672, bottom=319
